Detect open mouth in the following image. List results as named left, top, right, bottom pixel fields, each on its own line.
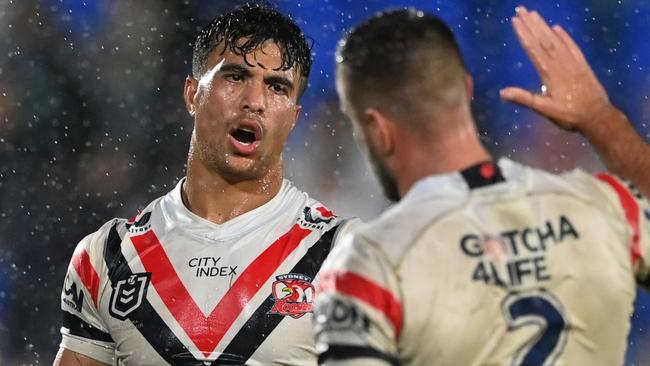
left=230, top=127, right=258, bottom=145
left=228, top=121, right=262, bottom=155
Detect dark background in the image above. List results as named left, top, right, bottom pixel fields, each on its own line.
left=1, top=0, right=649, bottom=364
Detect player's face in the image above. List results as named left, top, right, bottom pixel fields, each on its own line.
left=186, top=40, right=302, bottom=182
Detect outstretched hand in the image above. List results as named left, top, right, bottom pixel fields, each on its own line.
left=500, top=6, right=616, bottom=132
left=502, top=6, right=650, bottom=199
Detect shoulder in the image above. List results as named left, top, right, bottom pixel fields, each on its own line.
left=71, top=218, right=126, bottom=267
left=499, top=158, right=612, bottom=203
left=357, top=190, right=462, bottom=264
left=318, top=221, right=402, bottom=321
left=578, top=171, right=650, bottom=219
left=498, top=159, right=648, bottom=230
left=71, top=193, right=165, bottom=267
left=322, top=223, right=383, bottom=272
left=492, top=158, right=638, bottom=217
left=287, top=181, right=350, bottom=232
left=282, top=181, right=364, bottom=254
left=542, top=165, right=642, bottom=215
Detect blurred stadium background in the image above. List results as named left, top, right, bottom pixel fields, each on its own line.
left=0, top=0, right=649, bottom=364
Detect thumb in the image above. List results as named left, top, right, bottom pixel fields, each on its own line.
left=499, top=87, right=536, bottom=107
left=500, top=87, right=574, bottom=130
left=500, top=87, right=559, bottom=118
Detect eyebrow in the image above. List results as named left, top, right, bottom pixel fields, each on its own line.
left=219, top=63, right=295, bottom=93
left=219, top=63, right=252, bottom=76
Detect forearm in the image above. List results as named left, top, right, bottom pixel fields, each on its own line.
left=581, top=105, right=650, bottom=198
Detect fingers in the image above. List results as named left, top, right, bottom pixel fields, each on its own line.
left=512, top=7, right=577, bottom=75
left=551, top=24, right=588, bottom=65
left=519, top=8, right=563, bottom=57
left=511, top=16, right=550, bottom=80
left=551, top=23, right=607, bottom=99
left=506, top=6, right=605, bottom=131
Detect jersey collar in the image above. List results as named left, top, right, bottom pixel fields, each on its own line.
left=401, top=158, right=517, bottom=204
left=160, top=178, right=296, bottom=240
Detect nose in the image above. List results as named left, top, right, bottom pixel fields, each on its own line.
left=241, top=80, right=266, bottom=114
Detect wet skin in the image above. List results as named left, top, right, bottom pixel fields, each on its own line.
left=184, top=40, right=302, bottom=184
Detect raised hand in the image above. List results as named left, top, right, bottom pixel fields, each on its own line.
left=501, top=6, right=650, bottom=198
left=500, top=6, right=616, bottom=132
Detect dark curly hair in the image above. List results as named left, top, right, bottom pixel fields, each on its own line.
left=192, top=2, right=313, bottom=98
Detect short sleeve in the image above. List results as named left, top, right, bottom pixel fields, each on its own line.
left=314, top=230, right=402, bottom=366
left=592, top=173, right=650, bottom=287
left=60, top=231, right=115, bottom=364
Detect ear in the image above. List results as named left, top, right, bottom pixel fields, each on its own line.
left=290, top=104, right=302, bottom=130
left=184, top=76, right=198, bottom=117
left=464, top=73, right=474, bottom=101
left=363, top=107, right=395, bottom=156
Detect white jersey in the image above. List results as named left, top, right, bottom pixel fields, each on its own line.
left=314, top=158, right=650, bottom=366
left=60, top=178, right=356, bottom=365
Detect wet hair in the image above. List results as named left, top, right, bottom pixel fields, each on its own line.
left=337, top=9, right=467, bottom=120
left=192, top=2, right=313, bottom=97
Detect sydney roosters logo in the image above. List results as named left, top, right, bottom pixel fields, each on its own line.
left=268, top=273, right=315, bottom=319
left=299, top=206, right=337, bottom=229
left=126, top=212, right=152, bottom=234
left=303, top=207, right=335, bottom=224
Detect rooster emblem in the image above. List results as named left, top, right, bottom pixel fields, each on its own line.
left=303, top=207, right=335, bottom=224
left=269, top=273, right=315, bottom=318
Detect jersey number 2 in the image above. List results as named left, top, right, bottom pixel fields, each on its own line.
left=502, top=292, right=567, bottom=366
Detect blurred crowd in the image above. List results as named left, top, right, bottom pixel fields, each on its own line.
left=0, top=0, right=648, bottom=364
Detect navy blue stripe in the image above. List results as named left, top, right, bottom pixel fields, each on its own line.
left=104, top=222, right=197, bottom=364
left=62, top=311, right=114, bottom=343
left=318, top=345, right=401, bottom=365
left=212, top=223, right=341, bottom=364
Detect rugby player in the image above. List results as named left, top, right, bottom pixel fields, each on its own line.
left=314, top=7, right=650, bottom=365
left=54, top=3, right=355, bottom=365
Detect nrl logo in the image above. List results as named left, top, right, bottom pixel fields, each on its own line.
left=268, top=273, right=315, bottom=319
left=109, top=272, right=151, bottom=321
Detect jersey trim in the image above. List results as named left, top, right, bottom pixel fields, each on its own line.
left=596, top=173, right=641, bottom=269
left=130, top=223, right=314, bottom=358
left=317, top=345, right=400, bottom=366
left=319, top=271, right=403, bottom=338
left=71, top=246, right=100, bottom=307
left=62, top=311, right=114, bottom=343
left=212, top=223, right=341, bottom=364
left=105, top=222, right=196, bottom=362
left=460, top=161, right=505, bottom=189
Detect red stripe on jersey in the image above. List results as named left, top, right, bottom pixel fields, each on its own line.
left=596, top=173, right=641, bottom=269
left=71, top=246, right=100, bottom=307
left=319, top=270, right=402, bottom=338
left=130, top=224, right=313, bottom=358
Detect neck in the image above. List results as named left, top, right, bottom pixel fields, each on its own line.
left=393, top=106, right=491, bottom=198
left=182, top=156, right=283, bottom=225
